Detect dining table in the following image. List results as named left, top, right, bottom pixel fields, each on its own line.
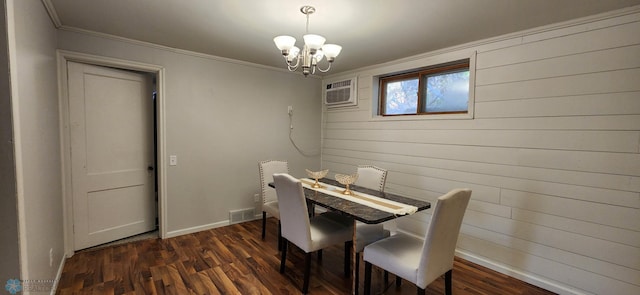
left=270, top=177, right=431, bottom=294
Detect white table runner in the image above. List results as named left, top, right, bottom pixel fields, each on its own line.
left=300, top=178, right=418, bottom=216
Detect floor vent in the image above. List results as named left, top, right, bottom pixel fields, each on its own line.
left=229, top=208, right=255, bottom=224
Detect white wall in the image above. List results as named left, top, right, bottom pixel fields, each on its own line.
left=56, top=29, right=323, bottom=236
left=321, top=8, right=640, bottom=295
left=0, top=0, right=21, bottom=284
left=7, top=0, right=64, bottom=286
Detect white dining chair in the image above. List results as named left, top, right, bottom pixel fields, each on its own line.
left=353, top=165, right=390, bottom=293
left=273, top=173, right=354, bottom=294
left=258, top=160, right=289, bottom=249
left=355, top=165, right=388, bottom=192
left=325, top=165, right=391, bottom=293
left=363, top=188, right=472, bottom=295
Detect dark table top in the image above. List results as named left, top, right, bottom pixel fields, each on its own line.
left=270, top=178, right=431, bottom=224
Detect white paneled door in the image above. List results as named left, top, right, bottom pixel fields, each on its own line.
left=68, top=61, right=156, bottom=250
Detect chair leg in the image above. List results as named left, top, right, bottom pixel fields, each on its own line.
left=355, top=252, right=360, bottom=295
left=344, top=241, right=352, bottom=277
left=417, top=287, right=426, bottom=295
left=302, top=253, right=312, bottom=294
left=279, top=240, right=287, bottom=273
left=306, top=200, right=314, bottom=217
left=364, top=261, right=372, bottom=295
left=396, top=275, right=402, bottom=288
left=317, top=249, right=323, bottom=261
left=261, top=212, right=266, bottom=240
left=445, top=269, right=452, bottom=295
left=384, top=270, right=389, bottom=286
left=277, top=221, right=282, bottom=250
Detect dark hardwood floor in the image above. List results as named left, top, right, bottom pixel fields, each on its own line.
left=56, top=218, right=556, bottom=295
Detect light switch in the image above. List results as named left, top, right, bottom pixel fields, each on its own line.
left=169, top=155, right=177, bottom=166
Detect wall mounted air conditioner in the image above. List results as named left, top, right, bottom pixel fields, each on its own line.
left=323, top=77, right=357, bottom=108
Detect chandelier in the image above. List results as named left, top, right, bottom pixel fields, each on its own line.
left=273, top=5, right=342, bottom=76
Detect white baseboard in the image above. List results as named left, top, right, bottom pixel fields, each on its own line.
left=455, top=250, right=589, bottom=295
left=165, top=220, right=230, bottom=238
left=50, top=255, right=66, bottom=295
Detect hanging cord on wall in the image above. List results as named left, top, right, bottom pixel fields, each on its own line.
left=289, top=108, right=320, bottom=157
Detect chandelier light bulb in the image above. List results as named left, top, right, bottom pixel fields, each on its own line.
left=313, top=49, right=324, bottom=62
left=288, top=46, right=300, bottom=61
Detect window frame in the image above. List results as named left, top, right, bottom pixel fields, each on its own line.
left=378, top=59, right=471, bottom=117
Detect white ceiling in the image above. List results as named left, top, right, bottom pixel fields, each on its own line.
left=46, top=0, right=640, bottom=75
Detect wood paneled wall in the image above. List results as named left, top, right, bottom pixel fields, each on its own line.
left=321, top=9, right=640, bottom=295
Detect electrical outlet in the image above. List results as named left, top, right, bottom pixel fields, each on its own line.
left=287, top=105, right=293, bottom=115
left=169, top=155, right=177, bottom=166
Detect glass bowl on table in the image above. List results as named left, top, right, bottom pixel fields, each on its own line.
left=334, top=173, right=358, bottom=195
left=305, top=169, right=329, bottom=188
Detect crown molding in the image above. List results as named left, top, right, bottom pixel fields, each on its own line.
left=41, top=0, right=62, bottom=28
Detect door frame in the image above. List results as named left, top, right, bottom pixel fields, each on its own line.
left=57, top=50, right=167, bottom=256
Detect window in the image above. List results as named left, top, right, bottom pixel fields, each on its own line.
left=379, top=60, right=470, bottom=116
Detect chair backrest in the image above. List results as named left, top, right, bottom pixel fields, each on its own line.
left=273, top=173, right=312, bottom=251
left=259, top=160, right=289, bottom=204
left=355, top=165, right=387, bottom=192
left=417, top=188, right=471, bottom=288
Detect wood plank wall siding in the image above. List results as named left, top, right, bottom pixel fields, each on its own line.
left=320, top=10, right=640, bottom=295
